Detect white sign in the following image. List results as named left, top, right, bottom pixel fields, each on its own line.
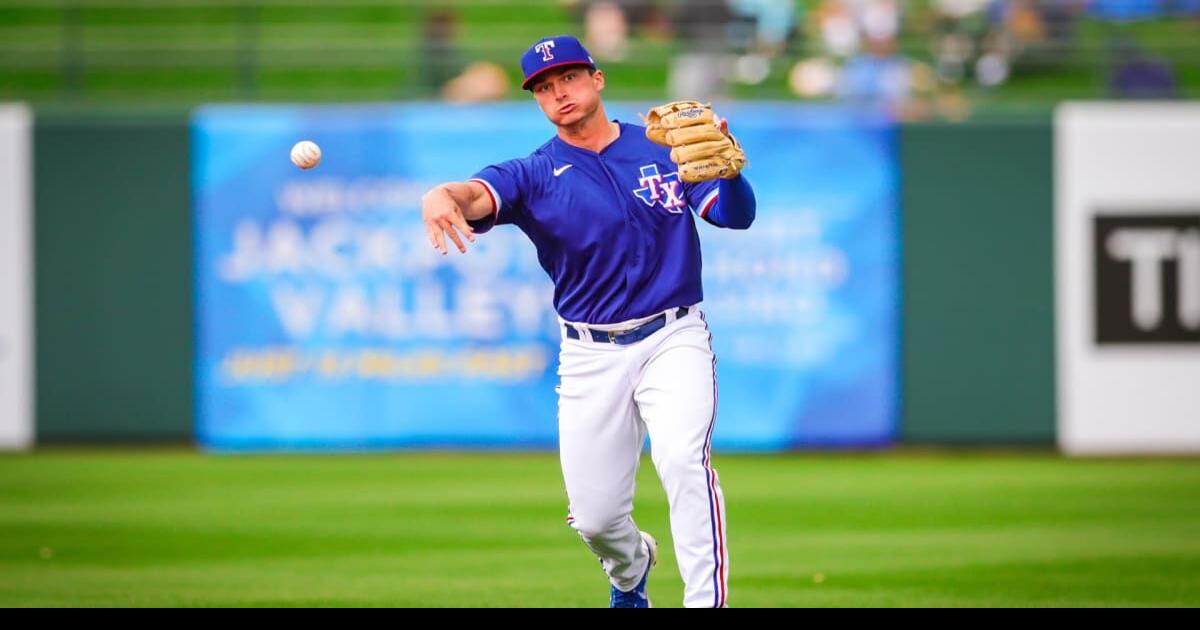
left=0, top=104, right=33, bottom=450
left=1056, top=103, right=1200, bottom=455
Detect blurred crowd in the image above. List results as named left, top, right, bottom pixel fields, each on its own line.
left=420, top=1, right=1200, bottom=117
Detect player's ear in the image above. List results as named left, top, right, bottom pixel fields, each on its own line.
left=592, top=69, right=605, bottom=92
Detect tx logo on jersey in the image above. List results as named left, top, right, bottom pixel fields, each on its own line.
left=534, top=40, right=556, bottom=61
left=633, top=164, right=686, bottom=214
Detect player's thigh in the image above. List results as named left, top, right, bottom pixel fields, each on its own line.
left=557, top=342, right=643, bottom=494
left=556, top=341, right=635, bottom=431
left=634, top=319, right=717, bottom=452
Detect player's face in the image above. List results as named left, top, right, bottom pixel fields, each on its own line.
left=531, top=66, right=605, bottom=128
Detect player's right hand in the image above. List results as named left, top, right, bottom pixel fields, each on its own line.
left=421, top=186, right=476, bottom=255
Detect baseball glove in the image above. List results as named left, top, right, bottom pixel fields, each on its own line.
left=641, top=101, right=746, bottom=183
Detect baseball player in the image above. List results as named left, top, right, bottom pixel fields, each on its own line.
left=419, top=35, right=756, bottom=608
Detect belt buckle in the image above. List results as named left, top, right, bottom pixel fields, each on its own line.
left=607, top=330, right=618, bottom=344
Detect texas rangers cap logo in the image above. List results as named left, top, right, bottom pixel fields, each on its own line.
left=520, top=35, right=597, bottom=90
left=534, top=40, right=556, bottom=62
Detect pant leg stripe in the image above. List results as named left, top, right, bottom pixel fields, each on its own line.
left=699, top=312, right=727, bottom=607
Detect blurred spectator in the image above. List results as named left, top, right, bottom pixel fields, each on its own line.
left=725, top=0, right=802, bottom=87
left=817, top=0, right=963, bottom=120
left=562, top=0, right=670, bottom=40
left=727, top=0, right=799, bottom=55
left=417, top=9, right=466, bottom=95
left=789, top=57, right=840, bottom=98
left=667, top=0, right=737, bottom=101
left=811, top=0, right=904, bottom=58
left=418, top=9, right=510, bottom=102
left=1008, top=0, right=1049, bottom=44
left=585, top=1, right=631, bottom=61
left=929, top=0, right=992, bottom=84
left=926, top=0, right=1088, bottom=90
left=1010, top=0, right=1077, bottom=47
left=856, top=0, right=902, bottom=43
left=1108, top=38, right=1179, bottom=99
left=814, top=0, right=863, bottom=57
left=835, top=33, right=914, bottom=108
left=443, top=62, right=511, bottom=103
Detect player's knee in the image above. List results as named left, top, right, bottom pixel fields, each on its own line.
left=568, top=512, right=627, bottom=540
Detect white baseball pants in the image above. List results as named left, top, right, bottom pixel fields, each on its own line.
left=557, top=307, right=730, bottom=608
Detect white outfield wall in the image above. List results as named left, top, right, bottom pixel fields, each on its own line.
left=1056, top=103, right=1200, bottom=455
left=0, top=104, right=33, bottom=450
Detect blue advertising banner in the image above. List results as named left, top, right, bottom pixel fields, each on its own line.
left=194, top=104, right=898, bottom=451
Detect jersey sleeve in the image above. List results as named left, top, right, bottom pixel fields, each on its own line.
left=467, top=158, right=531, bottom=233
left=684, top=178, right=721, bottom=224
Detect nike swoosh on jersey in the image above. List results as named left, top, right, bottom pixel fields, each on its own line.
left=553, top=164, right=573, bottom=176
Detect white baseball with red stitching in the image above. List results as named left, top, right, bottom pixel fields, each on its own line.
left=290, top=140, right=322, bottom=170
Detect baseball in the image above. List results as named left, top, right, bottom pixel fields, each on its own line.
left=290, top=140, right=321, bottom=170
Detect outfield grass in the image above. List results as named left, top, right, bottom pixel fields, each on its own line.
left=0, top=450, right=1198, bottom=607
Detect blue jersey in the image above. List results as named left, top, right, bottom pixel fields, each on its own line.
left=469, top=121, right=722, bottom=325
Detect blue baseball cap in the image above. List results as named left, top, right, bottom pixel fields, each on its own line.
left=520, top=35, right=597, bottom=90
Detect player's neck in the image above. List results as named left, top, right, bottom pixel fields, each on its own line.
left=557, top=106, right=619, bottom=154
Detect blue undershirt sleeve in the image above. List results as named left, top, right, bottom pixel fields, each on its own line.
left=699, top=174, right=756, bottom=230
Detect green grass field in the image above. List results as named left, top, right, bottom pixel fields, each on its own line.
left=1, top=450, right=1198, bottom=607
